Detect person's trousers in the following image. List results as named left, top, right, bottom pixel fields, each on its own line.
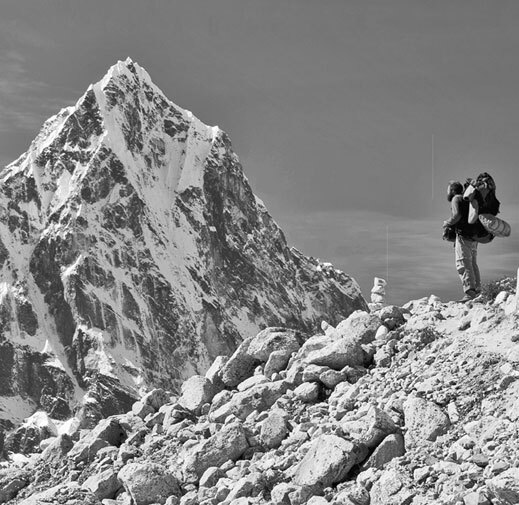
left=455, top=235, right=480, bottom=293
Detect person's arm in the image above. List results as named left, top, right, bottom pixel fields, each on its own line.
left=443, top=195, right=462, bottom=227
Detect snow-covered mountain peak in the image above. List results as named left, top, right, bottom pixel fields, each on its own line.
left=0, top=59, right=367, bottom=430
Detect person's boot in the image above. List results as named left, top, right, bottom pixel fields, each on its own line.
left=459, top=289, right=478, bottom=302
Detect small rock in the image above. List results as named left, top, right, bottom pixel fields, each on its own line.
left=458, top=317, right=471, bottom=331
left=375, top=325, right=390, bottom=340
left=294, top=382, right=320, bottom=403
left=199, top=467, right=225, bottom=488
left=237, top=375, right=269, bottom=392
left=319, top=369, right=348, bottom=389
left=270, top=482, right=298, bottom=504
left=303, top=364, right=330, bottom=382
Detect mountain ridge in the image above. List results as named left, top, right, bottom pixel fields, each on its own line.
left=0, top=58, right=367, bottom=430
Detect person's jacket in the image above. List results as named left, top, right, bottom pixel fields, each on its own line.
left=444, top=195, right=481, bottom=239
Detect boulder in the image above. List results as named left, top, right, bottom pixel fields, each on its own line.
left=183, top=422, right=249, bottom=482
left=220, top=327, right=303, bottom=386
left=12, top=484, right=69, bottom=505
left=237, top=374, right=269, bottom=392
left=403, top=396, right=450, bottom=446
left=199, top=467, right=225, bottom=488
left=377, top=305, right=407, bottom=327
left=486, top=467, right=519, bottom=504
left=335, top=311, right=382, bottom=345
left=260, top=410, right=289, bottom=449
left=162, top=404, right=197, bottom=431
left=362, top=433, right=405, bottom=470
left=302, top=364, right=330, bottom=382
left=82, top=468, right=121, bottom=500
left=247, top=327, right=303, bottom=362
left=359, top=406, right=398, bottom=449
left=0, top=468, right=29, bottom=503
left=132, top=400, right=155, bottom=419
left=205, top=355, right=228, bottom=388
left=369, top=468, right=415, bottom=505
left=295, top=334, right=338, bottom=361
left=118, top=462, right=180, bottom=505
left=220, top=335, right=260, bottom=388
left=68, top=416, right=128, bottom=463
left=264, top=349, right=292, bottom=379
left=293, top=434, right=360, bottom=493
left=319, top=369, right=348, bottom=389
left=271, top=482, right=299, bottom=505
left=294, top=382, right=321, bottom=403
left=209, top=381, right=288, bottom=422
left=285, top=360, right=305, bottom=387
left=141, top=388, right=171, bottom=411
left=305, top=338, right=366, bottom=370
left=58, top=417, right=81, bottom=437
left=178, top=375, right=217, bottom=415
left=334, top=484, right=370, bottom=505
left=225, top=472, right=265, bottom=501
left=40, top=433, right=74, bottom=466
left=307, top=497, right=329, bottom=505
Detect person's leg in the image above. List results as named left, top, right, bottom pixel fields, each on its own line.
left=472, top=242, right=481, bottom=293
left=455, top=235, right=476, bottom=293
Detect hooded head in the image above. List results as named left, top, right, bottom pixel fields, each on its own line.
left=447, top=180, right=463, bottom=202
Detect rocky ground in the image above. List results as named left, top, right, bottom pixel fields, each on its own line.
left=2, top=283, right=519, bottom=505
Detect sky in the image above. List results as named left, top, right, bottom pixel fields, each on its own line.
left=1, top=0, right=518, bottom=305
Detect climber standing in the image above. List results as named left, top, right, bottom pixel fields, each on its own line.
left=443, top=180, right=481, bottom=302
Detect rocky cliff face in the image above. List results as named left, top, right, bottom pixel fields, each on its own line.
left=0, top=58, right=367, bottom=429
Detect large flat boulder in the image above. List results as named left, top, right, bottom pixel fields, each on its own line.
left=118, top=463, right=180, bottom=505
left=209, top=380, right=288, bottom=422
left=304, top=338, right=366, bottom=370
left=403, top=396, right=450, bottom=447
left=178, top=375, right=217, bottom=415
left=247, top=327, right=303, bottom=362
left=294, top=435, right=360, bottom=493
left=335, top=311, right=382, bottom=345
left=183, top=422, right=249, bottom=482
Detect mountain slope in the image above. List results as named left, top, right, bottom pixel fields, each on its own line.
left=0, top=58, right=367, bottom=429
left=3, top=290, right=519, bottom=505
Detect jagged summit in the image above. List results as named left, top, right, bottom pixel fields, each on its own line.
left=0, top=59, right=367, bottom=429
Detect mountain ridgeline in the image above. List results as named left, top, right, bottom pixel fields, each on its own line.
left=0, top=58, right=367, bottom=429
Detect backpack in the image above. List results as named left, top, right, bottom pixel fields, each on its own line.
left=474, top=172, right=500, bottom=215
left=469, top=172, right=509, bottom=239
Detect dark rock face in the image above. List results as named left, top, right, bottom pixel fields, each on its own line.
left=0, top=58, right=367, bottom=428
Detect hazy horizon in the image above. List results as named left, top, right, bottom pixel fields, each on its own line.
left=1, top=0, right=518, bottom=305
